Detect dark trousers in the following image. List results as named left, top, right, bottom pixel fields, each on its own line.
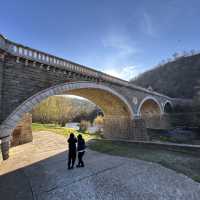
left=77, top=151, right=85, bottom=167
left=68, top=151, right=76, bottom=169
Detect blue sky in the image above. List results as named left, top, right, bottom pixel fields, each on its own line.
left=1, top=0, right=200, bottom=80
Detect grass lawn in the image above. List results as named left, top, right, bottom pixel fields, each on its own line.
left=32, top=123, right=102, bottom=142
left=89, top=139, right=200, bottom=183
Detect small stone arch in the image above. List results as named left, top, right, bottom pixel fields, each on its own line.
left=163, top=100, right=173, bottom=113
left=0, top=82, right=134, bottom=139
left=137, top=96, right=163, bottom=117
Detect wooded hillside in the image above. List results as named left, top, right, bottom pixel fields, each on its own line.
left=131, top=54, right=200, bottom=98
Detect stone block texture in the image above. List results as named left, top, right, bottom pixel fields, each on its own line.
left=11, top=113, right=33, bottom=147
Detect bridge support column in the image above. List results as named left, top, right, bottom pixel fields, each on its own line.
left=129, top=118, right=149, bottom=141
left=1, top=136, right=10, bottom=160
left=103, top=116, right=130, bottom=139
left=103, top=116, right=149, bottom=141
left=143, top=115, right=171, bottom=129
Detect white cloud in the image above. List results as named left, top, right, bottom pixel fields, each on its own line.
left=104, top=65, right=144, bottom=81
left=79, top=29, right=146, bottom=81
left=102, top=34, right=138, bottom=55
left=102, top=33, right=139, bottom=57
left=99, top=32, right=143, bottom=80
left=141, top=12, right=156, bottom=37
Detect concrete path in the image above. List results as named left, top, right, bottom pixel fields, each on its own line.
left=0, top=131, right=200, bottom=200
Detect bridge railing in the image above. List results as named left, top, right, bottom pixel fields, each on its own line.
left=0, top=34, right=172, bottom=100
left=0, top=34, right=128, bottom=84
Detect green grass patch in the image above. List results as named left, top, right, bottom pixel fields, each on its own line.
left=32, top=123, right=102, bottom=141
left=89, top=140, right=200, bottom=183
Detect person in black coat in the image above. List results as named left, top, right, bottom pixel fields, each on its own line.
left=76, top=134, right=86, bottom=168
left=67, top=133, right=77, bottom=169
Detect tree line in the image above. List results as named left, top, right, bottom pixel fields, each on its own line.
left=31, top=95, right=103, bottom=126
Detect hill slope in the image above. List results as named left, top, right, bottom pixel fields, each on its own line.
left=131, top=54, right=200, bottom=98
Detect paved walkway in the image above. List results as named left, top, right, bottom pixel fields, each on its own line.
left=0, top=131, right=200, bottom=200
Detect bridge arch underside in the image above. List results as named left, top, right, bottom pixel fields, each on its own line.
left=67, top=88, right=133, bottom=138
left=0, top=82, right=137, bottom=141
left=139, top=98, right=162, bottom=129
left=140, top=99, right=161, bottom=118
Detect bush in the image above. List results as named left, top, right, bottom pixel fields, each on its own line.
left=79, top=120, right=91, bottom=132
left=94, top=116, right=104, bottom=126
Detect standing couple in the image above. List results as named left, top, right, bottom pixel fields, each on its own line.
left=67, top=133, right=86, bottom=170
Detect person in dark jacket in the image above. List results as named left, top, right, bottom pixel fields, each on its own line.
left=67, top=133, right=77, bottom=169
left=76, top=134, right=86, bottom=168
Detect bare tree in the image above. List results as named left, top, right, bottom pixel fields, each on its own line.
left=172, top=52, right=179, bottom=60
left=31, top=96, right=97, bottom=125
left=190, top=49, right=196, bottom=55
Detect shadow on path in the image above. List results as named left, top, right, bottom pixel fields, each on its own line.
left=0, top=131, right=200, bottom=200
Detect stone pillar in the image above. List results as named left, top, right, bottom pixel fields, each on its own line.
left=103, top=116, right=149, bottom=141
left=1, top=136, right=10, bottom=160
left=11, top=113, right=33, bottom=147
left=129, top=118, right=149, bottom=141
left=143, top=115, right=171, bottom=130
left=103, top=116, right=130, bottom=139
left=0, top=54, right=5, bottom=123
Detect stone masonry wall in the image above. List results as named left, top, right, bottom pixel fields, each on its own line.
left=0, top=59, right=4, bottom=122
left=103, top=117, right=149, bottom=141
left=11, top=113, right=33, bottom=147
left=0, top=54, right=168, bottom=124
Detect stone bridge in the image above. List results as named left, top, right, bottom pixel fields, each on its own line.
left=0, top=34, right=174, bottom=160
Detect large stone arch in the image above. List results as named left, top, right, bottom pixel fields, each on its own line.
left=1, top=82, right=151, bottom=160
left=137, top=96, right=163, bottom=117
left=0, top=82, right=134, bottom=140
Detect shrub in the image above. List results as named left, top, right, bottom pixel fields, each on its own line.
left=79, top=120, right=91, bottom=132
left=94, top=116, right=104, bottom=126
